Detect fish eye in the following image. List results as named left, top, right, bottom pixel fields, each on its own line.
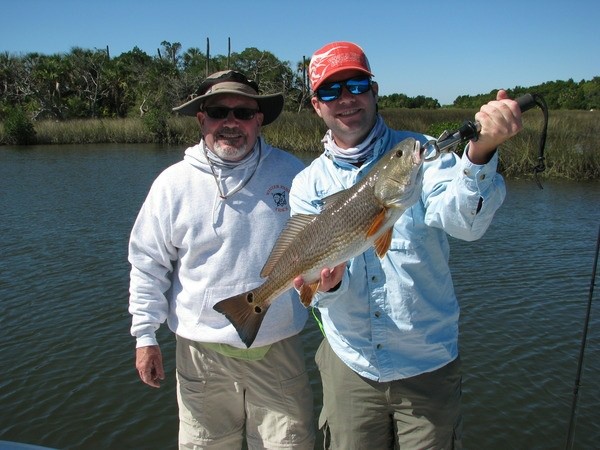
left=395, top=150, right=403, bottom=157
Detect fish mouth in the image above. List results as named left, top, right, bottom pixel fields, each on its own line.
left=396, top=143, right=424, bottom=197
left=413, top=141, right=424, bottom=165
left=409, top=143, right=425, bottom=186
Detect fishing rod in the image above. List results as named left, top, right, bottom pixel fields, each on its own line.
left=565, top=224, right=600, bottom=449
left=423, top=93, right=549, bottom=188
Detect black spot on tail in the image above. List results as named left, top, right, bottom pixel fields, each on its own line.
left=213, top=291, right=270, bottom=347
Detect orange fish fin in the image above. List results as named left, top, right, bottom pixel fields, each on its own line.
left=213, top=291, right=270, bottom=348
left=261, top=214, right=315, bottom=277
left=299, top=281, right=320, bottom=307
left=366, top=209, right=387, bottom=238
left=374, top=228, right=393, bottom=258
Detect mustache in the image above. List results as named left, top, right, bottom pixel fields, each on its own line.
left=217, top=125, right=244, bottom=134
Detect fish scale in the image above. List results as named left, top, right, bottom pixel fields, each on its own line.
left=256, top=194, right=382, bottom=303
left=214, top=137, right=424, bottom=347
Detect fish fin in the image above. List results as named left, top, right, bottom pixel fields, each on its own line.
left=261, top=214, right=316, bottom=277
left=213, top=292, right=270, bottom=348
left=374, top=228, right=393, bottom=258
left=366, top=208, right=387, bottom=238
left=299, top=281, right=320, bottom=307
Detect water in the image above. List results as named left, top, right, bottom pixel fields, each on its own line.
left=1, top=144, right=598, bottom=450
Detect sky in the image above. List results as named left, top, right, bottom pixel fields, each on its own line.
left=2, top=0, right=599, bottom=106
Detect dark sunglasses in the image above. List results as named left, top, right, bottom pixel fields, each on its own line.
left=203, top=106, right=259, bottom=120
left=316, top=77, right=372, bottom=102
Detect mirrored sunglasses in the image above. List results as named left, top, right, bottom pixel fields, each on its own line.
left=203, top=106, right=259, bottom=120
left=316, top=77, right=372, bottom=102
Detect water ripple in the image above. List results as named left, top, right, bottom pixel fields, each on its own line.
left=1, top=147, right=598, bottom=449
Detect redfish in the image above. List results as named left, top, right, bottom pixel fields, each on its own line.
left=214, top=138, right=424, bottom=347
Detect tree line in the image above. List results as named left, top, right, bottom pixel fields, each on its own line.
left=1, top=41, right=598, bottom=125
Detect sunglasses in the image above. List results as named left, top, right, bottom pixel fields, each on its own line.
left=315, top=77, right=372, bottom=102
left=203, top=106, right=259, bottom=120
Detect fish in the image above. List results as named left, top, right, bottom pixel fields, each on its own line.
left=213, top=137, right=424, bottom=347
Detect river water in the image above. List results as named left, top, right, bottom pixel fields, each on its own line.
left=0, top=144, right=599, bottom=449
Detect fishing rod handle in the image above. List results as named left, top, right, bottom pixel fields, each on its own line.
left=424, top=93, right=540, bottom=160
left=460, top=93, right=537, bottom=141
left=516, top=93, right=537, bottom=113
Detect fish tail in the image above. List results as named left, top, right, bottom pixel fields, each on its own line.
left=213, top=291, right=269, bottom=348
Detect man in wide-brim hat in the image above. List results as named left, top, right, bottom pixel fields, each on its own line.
left=173, top=70, right=284, bottom=126
left=129, top=70, right=315, bottom=449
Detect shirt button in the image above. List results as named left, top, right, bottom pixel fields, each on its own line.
left=463, top=169, right=470, bottom=176
left=376, top=344, right=382, bottom=350
left=371, top=276, right=377, bottom=282
left=479, top=173, right=486, bottom=180
left=374, top=311, right=381, bottom=318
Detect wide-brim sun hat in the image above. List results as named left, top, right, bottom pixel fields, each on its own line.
left=172, top=70, right=284, bottom=125
left=309, top=41, right=374, bottom=92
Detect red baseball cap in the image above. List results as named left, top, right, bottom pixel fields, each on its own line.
left=309, top=41, right=373, bottom=91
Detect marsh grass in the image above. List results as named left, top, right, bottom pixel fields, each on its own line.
left=31, top=118, right=151, bottom=144
left=497, top=110, right=600, bottom=179
left=270, top=109, right=600, bottom=180
left=1, top=109, right=598, bottom=179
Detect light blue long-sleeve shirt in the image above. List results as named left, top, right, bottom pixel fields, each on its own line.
left=289, top=123, right=505, bottom=382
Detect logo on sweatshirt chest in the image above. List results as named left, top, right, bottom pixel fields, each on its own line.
left=266, top=184, right=290, bottom=213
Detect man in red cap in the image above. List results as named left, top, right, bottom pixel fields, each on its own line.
left=129, top=70, right=315, bottom=449
left=291, top=41, right=523, bottom=449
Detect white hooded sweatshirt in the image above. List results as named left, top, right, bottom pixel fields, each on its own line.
left=128, top=138, right=308, bottom=349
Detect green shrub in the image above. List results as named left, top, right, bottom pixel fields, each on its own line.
left=142, top=109, right=172, bottom=144
left=4, top=107, right=37, bottom=145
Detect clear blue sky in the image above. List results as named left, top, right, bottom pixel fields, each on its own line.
left=2, top=0, right=598, bottom=105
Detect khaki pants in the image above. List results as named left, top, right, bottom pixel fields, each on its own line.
left=176, top=334, right=315, bottom=449
left=316, top=338, right=463, bottom=450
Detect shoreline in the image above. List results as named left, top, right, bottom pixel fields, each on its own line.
left=1, top=109, right=598, bottom=180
